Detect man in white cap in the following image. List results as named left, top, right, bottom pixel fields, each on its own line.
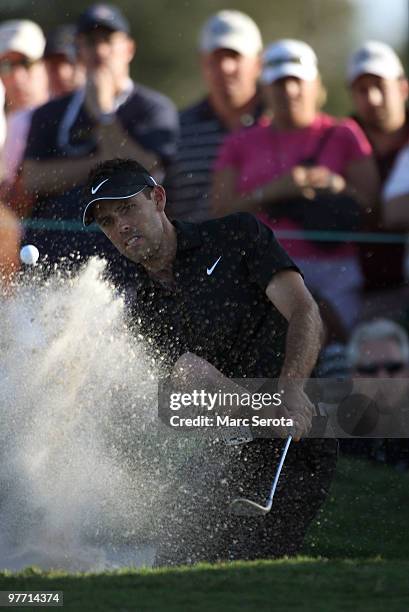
left=0, top=19, right=48, bottom=113
left=0, top=20, right=48, bottom=185
left=165, top=10, right=264, bottom=222
left=0, top=81, right=6, bottom=176
left=347, top=41, right=409, bottom=318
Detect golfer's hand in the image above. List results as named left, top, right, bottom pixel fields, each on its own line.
left=279, top=384, right=314, bottom=440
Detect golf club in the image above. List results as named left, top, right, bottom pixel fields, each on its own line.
left=230, top=434, right=292, bottom=517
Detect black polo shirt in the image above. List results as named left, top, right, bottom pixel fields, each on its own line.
left=123, top=213, right=300, bottom=379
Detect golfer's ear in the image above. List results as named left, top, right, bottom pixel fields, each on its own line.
left=152, top=185, right=166, bottom=211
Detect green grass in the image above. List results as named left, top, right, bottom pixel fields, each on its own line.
left=304, top=456, right=409, bottom=559
left=1, top=457, right=409, bottom=611
left=1, top=558, right=409, bottom=612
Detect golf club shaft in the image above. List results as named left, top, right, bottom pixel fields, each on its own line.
left=266, top=434, right=292, bottom=507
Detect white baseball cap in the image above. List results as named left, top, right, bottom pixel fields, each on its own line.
left=0, top=20, right=45, bottom=61
left=199, top=10, right=262, bottom=57
left=261, top=39, right=318, bottom=84
left=347, top=41, right=404, bottom=84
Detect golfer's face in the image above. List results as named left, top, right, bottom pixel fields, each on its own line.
left=93, top=190, right=163, bottom=264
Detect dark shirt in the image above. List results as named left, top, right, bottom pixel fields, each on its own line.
left=23, top=83, right=179, bottom=266
left=353, top=114, right=409, bottom=290
left=165, top=97, right=263, bottom=223
left=123, top=213, right=299, bottom=378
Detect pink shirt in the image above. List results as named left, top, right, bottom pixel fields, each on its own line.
left=215, top=113, right=372, bottom=259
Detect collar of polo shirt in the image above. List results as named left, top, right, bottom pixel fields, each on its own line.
left=173, top=220, right=202, bottom=251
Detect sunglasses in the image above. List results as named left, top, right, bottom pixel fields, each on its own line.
left=0, top=58, right=38, bottom=76
left=355, top=361, right=406, bottom=375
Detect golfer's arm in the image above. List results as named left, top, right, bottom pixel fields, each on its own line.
left=265, top=270, right=323, bottom=382
left=171, top=352, right=245, bottom=397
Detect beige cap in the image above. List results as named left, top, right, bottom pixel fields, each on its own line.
left=199, top=10, right=262, bottom=57
left=261, top=39, right=318, bottom=84
left=0, top=20, right=45, bottom=61
left=347, top=41, right=404, bottom=84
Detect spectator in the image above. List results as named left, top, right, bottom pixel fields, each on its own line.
left=165, top=10, right=264, bottom=222
left=21, top=3, right=178, bottom=267
left=44, top=25, right=85, bottom=99
left=0, top=203, right=21, bottom=287
left=0, top=81, right=5, bottom=179
left=382, top=142, right=409, bottom=228
left=212, top=39, right=379, bottom=327
left=1, top=24, right=85, bottom=218
left=0, top=19, right=48, bottom=113
left=0, top=20, right=48, bottom=186
left=347, top=41, right=409, bottom=319
left=345, top=319, right=409, bottom=468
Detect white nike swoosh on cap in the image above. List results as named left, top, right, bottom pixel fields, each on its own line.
left=207, top=256, right=222, bottom=275
left=91, top=178, right=109, bottom=194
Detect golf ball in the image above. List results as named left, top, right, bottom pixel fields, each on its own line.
left=20, top=244, right=40, bottom=266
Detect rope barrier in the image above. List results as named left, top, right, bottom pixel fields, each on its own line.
left=13, top=218, right=409, bottom=244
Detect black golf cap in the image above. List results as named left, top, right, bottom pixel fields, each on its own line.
left=44, top=25, right=77, bottom=63
left=83, top=169, right=157, bottom=226
left=76, top=4, right=130, bottom=35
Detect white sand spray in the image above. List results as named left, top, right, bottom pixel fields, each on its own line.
left=0, top=258, right=190, bottom=571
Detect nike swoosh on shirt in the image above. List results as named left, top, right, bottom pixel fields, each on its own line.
left=91, top=178, right=109, bottom=194
left=207, top=256, right=222, bottom=276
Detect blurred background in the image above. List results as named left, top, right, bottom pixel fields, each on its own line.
left=0, top=0, right=407, bottom=115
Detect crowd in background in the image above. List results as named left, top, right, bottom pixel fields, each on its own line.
left=1, top=3, right=409, bottom=468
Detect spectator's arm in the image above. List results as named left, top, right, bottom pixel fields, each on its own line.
left=211, top=166, right=306, bottom=218
left=382, top=145, right=409, bottom=230
left=383, top=194, right=409, bottom=230
left=211, top=167, right=262, bottom=217
left=22, top=120, right=162, bottom=196
left=344, top=155, right=380, bottom=213
left=22, top=154, right=103, bottom=196
left=97, top=119, right=162, bottom=179
left=336, top=119, right=380, bottom=215
left=0, top=204, right=21, bottom=288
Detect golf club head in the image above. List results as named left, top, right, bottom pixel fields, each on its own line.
left=229, top=497, right=271, bottom=517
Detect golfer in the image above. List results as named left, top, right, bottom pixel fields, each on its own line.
left=82, top=157, right=338, bottom=565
